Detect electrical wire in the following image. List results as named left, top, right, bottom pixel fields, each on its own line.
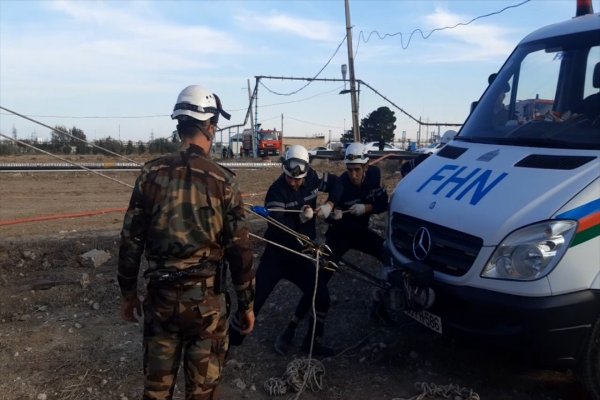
left=0, top=106, right=141, bottom=164
left=259, top=35, right=347, bottom=96
left=356, top=0, right=531, bottom=50
left=0, top=132, right=134, bottom=189
left=260, top=86, right=345, bottom=108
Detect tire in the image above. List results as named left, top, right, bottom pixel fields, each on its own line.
left=581, top=315, right=600, bottom=400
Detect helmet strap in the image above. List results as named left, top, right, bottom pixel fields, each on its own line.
left=198, top=124, right=215, bottom=141
left=177, top=119, right=215, bottom=142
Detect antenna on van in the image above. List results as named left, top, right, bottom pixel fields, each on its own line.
left=576, top=0, right=593, bottom=16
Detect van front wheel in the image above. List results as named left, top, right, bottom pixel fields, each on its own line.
left=581, top=315, right=600, bottom=400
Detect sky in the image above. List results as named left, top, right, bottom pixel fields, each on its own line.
left=0, top=0, right=590, bottom=145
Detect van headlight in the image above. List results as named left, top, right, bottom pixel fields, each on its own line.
left=481, top=220, right=577, bottom=281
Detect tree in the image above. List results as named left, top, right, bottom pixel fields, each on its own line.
left=70, top=127, right=88, bottom=154
left=50, top=125, right=71, bottom=154
left=359, top=106, right=396, bottom=144
left=137, top=140, right=146, bottom=154
left=93, top=136, right=122, bottom=154
left=340, top=129, right=355, bottom=144
left=148, top=137, right=178, bottom=154
left=125, top=140, right=134, bottom=155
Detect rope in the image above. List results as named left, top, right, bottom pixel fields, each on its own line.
left=248, top=232, right=316, bottom=262
left=262, top=250, right=326, bottom=399
left=395, top=382, right=480, bottom=400
left=245, top=205, right=312, bottom=245
left=0, top=132, right=134, bottom=189
left=0, top=105, right=141, bottom=164
left=286, top=358, right=324, bottom=393
left=263, top=358, right=325, bottom=398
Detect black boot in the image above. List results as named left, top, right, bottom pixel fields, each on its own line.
left=301, top=335, right=336, bottom=357
left=369, top=300, right=397, bottom=327
left=274, top=324, right=296, bottom=355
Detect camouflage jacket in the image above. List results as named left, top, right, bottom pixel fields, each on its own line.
left=117, top=144, right=255, bottom=311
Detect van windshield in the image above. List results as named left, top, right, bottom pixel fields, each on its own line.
left=459, top=30, right=600, bottom=150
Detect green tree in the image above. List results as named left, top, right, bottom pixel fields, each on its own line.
left=93, top=136, right=122, bottom=154
left=148, top=137, right=178, bottom=154
left=125, top=140, right=134, bottom=155
left=137, top=140, right=146, bottom=154
left=70, top=127, right=88, bottom=154
left=340, top=129, right=355, bottom=144
left=50, top=125, right=71, bottom=153
left=360, top=106, right=396, bottom=144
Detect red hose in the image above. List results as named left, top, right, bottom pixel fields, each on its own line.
left=0, top=207, right=127, bottom=227
left=0, top=191, right=268, bottom=227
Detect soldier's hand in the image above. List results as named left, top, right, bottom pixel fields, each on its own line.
left=120, top=295, right=142, bottom=323
left=239, top=309, right=255, bottom=335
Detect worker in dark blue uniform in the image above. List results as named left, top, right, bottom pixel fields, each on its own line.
left=230, top=144, right=341, bottom=357
left=325, top=142, right=392, bottom=325
left=326, top=142, right=388, bottom=262
left=274, top=143, right=392, bottom=357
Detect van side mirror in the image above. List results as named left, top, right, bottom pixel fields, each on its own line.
left=470, top=101, right=478, bottom=113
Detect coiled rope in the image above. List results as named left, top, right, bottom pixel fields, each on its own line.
left=395, top=382, right=480, bottom=400
left=263, top=358, right=325, bottom=397
left=245, top=205, right=328, bottom=398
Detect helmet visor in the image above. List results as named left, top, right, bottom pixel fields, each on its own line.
left=344, top=153, right=368, bottom=161
left=283, top=158, right=308, bottom=178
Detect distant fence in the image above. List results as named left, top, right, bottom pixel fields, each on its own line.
left=0, top=162, right=281, bottom=172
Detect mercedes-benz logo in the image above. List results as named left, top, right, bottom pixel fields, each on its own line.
left=412, top=227, right=431, bottom=261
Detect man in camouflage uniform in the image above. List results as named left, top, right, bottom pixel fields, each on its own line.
left=118, top=85, right=255, bottom=400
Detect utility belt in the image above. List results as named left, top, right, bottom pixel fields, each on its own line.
left=150, top=261, right=227, bottom=294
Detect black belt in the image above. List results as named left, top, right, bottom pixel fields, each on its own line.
left=151, top=263, right=217, bottom=285
left=154, top=275, right=215, bottom=288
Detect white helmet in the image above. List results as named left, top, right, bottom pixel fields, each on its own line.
left=440, top=130, right=457, bottom=144
left=171, top=85, right=231, bottom=124
left=344, top=143, right=369, bottom=165
left=283, top=145, right=309, bottom=178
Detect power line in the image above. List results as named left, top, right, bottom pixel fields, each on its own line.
left=261, top=86, right=344, bottom=108
left=259, top=35, right=347, bottom=96
left=285, top=116, right=343, bottom=130
left=0, top=106, right=141, bottom=164
left=356, top=0, right=531, bottom=51
left=0, top=132, right=134, bottom=189
left=0, top=112, right=167, bottom=119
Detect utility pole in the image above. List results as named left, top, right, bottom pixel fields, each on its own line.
left=344, top=0, right=360, bottom=142
left=248, top=79, right=256, bottom=158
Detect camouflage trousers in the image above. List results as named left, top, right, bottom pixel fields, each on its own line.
left=142, top=280, right=229, bottom=400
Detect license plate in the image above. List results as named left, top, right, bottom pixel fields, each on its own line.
left=404, top=309, right=443, bottom=334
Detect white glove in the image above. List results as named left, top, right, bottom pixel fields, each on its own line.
left=299, top=205, right=314, bottom=223
left=317, top=202, right=332, bottom=219
left=349, top=203, right=366, bottom=216
left=331, top=209, right=343, bottom=220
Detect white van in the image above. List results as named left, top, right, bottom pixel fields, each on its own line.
left=385, top=3, right=599, bottom=398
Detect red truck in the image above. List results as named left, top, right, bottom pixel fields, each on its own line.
left=257, top=128, right=283, bottom=157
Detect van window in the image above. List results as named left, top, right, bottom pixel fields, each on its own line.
left=460, top=31, right=600, bottom=150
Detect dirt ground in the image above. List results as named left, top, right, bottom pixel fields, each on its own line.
left=0, top=154, right=592, bottom=400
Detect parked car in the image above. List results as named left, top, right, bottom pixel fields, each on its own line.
left=363, top=142, right=398, bottom=153
left=307, top=146, right=329, bottom=157
left=414, top=142, right=445, bottom=155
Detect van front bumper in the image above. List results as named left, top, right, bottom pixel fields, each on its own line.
left=428, top=281, right=600, bottom=368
